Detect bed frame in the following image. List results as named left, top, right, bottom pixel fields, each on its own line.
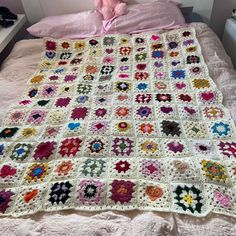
left=21, top=0, right=197, bottom=24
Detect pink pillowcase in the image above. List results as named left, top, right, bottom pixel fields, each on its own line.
left=27, top=10, right=103, bottom=39
left=103, top=0, right=186, bottom=34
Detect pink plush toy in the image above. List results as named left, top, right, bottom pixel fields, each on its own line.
left=95, top=0, right=127, bottom=20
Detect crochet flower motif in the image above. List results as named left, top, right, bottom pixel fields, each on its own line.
left=199, top=91, right=217, bottom=104
left=203, top=107, right=225, bottom=120
left=190, top=66, right=201, bottom=75
left=119, top=47, right=132, bottom=56
left=100, top=65, right=114, bottom=75
left=115, top=81, right=131, bottom=92
left=175, top=82, right=187, bottom=90
left=174, top=185, right=203, bottom=214
left=64, top=75, right=77, bottom=82
left=110, top=180, right=135, bottom=204
left=179, top=94, right=192, bottom=103
left=94, top=108, right=107, bottom=118
left=49, top=181, right=72, bottom=205
left=10, top=143, right=32, bottom=161
left=23, top=188, right=39, bottom=204
left=201, top=160, right=228, bottom=183
left=146, top=186, right=164, bottom=201
left=193, top=79, right=210, bottom=89
left=103, top=36, right=115, bottom=46
left=71, top=107, right=88, bottom=120
left=186, top=55, right=200, bottom=64
left=217, top=141, right=236, bottom=158
left=117, top=94, right=129, bottom=102
left=170, top=51, right=181, bottom=58
left=88, top=139, right=105, bottom=154
left=45, top=51, right=56, bottom=59
left=8, top=111, right=25, bottom=124
left=58, top=52, right=72, bottom=60
left=55, top=97, right=71, bottom=108
left=115, top=107, right=130, bottom=118
left=89, top=121, right=109, bottom=134
left=135, top=37, right=145, bottom=44
left=0, top=165, right=17, bottom=178
left=152, top=43, right=163, bottom=50
left=161, top=120, right=182, bottom=137
left=136, top=82, right=148, bottom=91
left=173, top=160, right=190, bottom=174
left=154, top=81, right=166, bottom=90
left=25, top=163, right=49, bottom=183
left=152, top=50, right=164, bottom=59
left=45, top=40, right=56, bottom=50
left=139, top=123, right=154, bottom=135
left=85, top=65, right=99, bottom=74
left=81, top=159, right=106, bottom=177
left=112, top=137, right=134, bottom=156
left=183, top=31, right=192, bottom=37
left=0, top=190, right=14, bottom=213
left=55, top=160, right=74, bottom=176
left=135, top=94, right=152, bottom=104
left=156, top=94, right=172, bottom=102
left=134, top=72, right=149, bottom=80
left=193, top=142, right=212, bottom=155
left=21, top=127, right=37, bottom=139
left=89, top=39, right=99, bottom=46
left=115, top=160, right=131, bottom=173
left=77, top=84, right=92, bottom=94
left=37, top=99, right=50, bottom=108
left=115, top=121, right=131, bottom=133
left=141, top=160, right=163, bottom=180
left=61, top=41, right=70, bottom=49
left=67, top=122, right=81, bottom=132
left=183, top=107, right=197, bottom=117
left=42, top=85, right=58, bottom=97
left=183, top=39, right=194, bottom=46
left=77, top=179, right=105, bottom=205
left=160, top=106, right=173, bottom=115
left=171, top=69, right=186, bottom=79
left=74, top=41, right=85, bottom=50
left=76, top=95, right=89, bottom=104
left=211, top=122, right=231, bottom=137
left=103, top=56, right=114, bottom=64
left=169, top=41, right=178, bottom=49
left=0, top=127, right=19, bottom=139
left=59, top=138, right=82, bottom=157
left=83, top=74, right=94, bottom=81
left=27, top=110, right=47, bottom=124
left=42, top=126, right=60, bottom=139
left=135, top=53, right=147, bottom=61
left=213, top=190, right=231, bottom=208
left=28, top=88, right=38, bottom=98
left=140, top=140, right=158, bottom=154
left=167, top=141, right=184, bottom=153
left=33, top=141, right=56, bottom=161
left=70, top=57, right=83, bottom=65
left=136, top=106, right=152, bottom=118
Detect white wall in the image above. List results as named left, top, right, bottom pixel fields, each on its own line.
left=0, top=0, right=24, bottom=14
left=210, top=0, right=236, bottom=39
left=193, top=0, right=214, bottom=24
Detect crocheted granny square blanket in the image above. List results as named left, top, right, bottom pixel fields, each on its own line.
left=1, top=27, right=236, bottom=218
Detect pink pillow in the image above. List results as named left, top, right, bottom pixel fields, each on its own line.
left=103, top=0, right=186, bottom=34
left=27, top=10, right=104, bottom=39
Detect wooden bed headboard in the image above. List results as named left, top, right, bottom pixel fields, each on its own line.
left=21, top=0, right=196, bottom=24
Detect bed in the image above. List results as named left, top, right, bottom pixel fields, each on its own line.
left=1, top=0, right=236, bottom=235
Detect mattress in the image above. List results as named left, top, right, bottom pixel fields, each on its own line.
left=0, top=23, right=236, bottom=235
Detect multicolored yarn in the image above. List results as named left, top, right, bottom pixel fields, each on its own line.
left=1, top=27, right=236, bottom=217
